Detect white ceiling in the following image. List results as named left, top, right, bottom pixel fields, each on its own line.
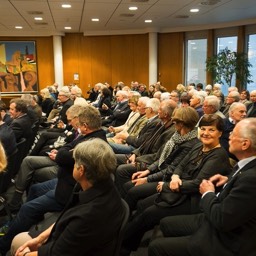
left=0, top=0, right=255, bottom=37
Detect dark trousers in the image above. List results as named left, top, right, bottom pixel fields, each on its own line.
left=148, top=214, right=204, bottom=256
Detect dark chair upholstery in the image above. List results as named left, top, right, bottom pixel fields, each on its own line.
left=114, top=199, right=130, bottom=256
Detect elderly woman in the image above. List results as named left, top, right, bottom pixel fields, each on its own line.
left=120, top=114, right=231, bottom=255
left=40, top=88, right=55, bottom=117
left=122, top=107, right=200, bottom=210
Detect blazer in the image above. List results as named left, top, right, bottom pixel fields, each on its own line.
left=146, top=138, right=200, bottom=182
left=39, top=179, right=124, bottom=256
left=104, top=100, right=131, bottom=127
left=126, top=116, right=160, bottom=149
left=9, top=113, right=33, bottom=142
left=54, top=129, right=107, bottom=205
left=0, top=123, right=17, bottom=157
left=189, top=158, right=256, bottom=256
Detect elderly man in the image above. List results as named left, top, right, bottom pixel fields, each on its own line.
left=0, top=105, right=107, bottom=255
left=189, top=92, right=204, bottom=118
left=102, top=90, right=131, bottom=127
left=221, top=91, right=240, bottom=117
left=220, top=102, right=247, bottom=161
left=202, top=95, right=225, bottom=118
left=247, top=90, right=256, bottom=117
left=70, top=86, right=88, bottom=106
left=149, top=118, right=256, bottom=256
left=7, top=105, right=85, bottom=213
left=11, top=139, right=125, bottom=256
left=115, top=99, right=176, bottom=197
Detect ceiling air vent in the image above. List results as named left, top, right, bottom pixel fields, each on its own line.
left=28, top=11, right=43, bottom=15
left=120, top=13, right=135, bottom=17
left=200, top=0, right=221, bottom=5
left=175, top=15, right=189, bottom=19
left=131, top=0, right=149, bottom=2
left=34, top=22, right=48, bottom=25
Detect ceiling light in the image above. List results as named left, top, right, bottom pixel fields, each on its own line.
left=91, top=18, right=99, bottom=22
left=190, top=8, right=199, bottom=12
left=15, top=26, right=23, bottom=29
left=64, top=26, right=72, bottom=30
left=34, top=17, right=43, bottom=21
left=62, top=4, right=71, bottom=8
left=129, top=6, right=138, bottom=11
left=145, top=20, right=152, bottom=23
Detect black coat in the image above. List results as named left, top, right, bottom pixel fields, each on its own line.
left=54, top=129, right=107, bottom=205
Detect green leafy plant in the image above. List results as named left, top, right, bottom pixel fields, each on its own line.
left=206, top=47, right=253, bottom=88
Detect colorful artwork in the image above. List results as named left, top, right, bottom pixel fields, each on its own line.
left=0, top=41, right=38, bottom=93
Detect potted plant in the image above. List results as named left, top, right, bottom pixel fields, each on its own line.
left=206, top=47, right=253, bottom=88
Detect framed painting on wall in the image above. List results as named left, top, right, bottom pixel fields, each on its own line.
left=0, top=41, right=38, bottom=93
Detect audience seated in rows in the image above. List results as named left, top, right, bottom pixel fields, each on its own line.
left=115, top=99, right=176, bottom=196
left=119, top=114, right=231, bottom=255
left=148, top=118, right=256, bottom=256
left=0, top=105, right=107, bottom=255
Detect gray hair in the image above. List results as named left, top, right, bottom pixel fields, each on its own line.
left=193, top=92, right=205, bottom=105
left=21, top=94, right=34, bottom=105
left=146, top=98, right=160, bottom=113
left=66, top=105, right=85, bottom=119
left=116, top=90, right=129, bottom=99
left=78, top=105, right=101, bottom=130
left=229, top=91, right=240, bottom=102
left=138, top=96, right=150, bottom=107
left=160, top=92, right=171, bottom=101
left=239, top=118, right=256, bottom=151
left=59, top=86, right=71, bottom=98
left=204, top=95, right=220, bottom=111
left=73, top=138, right=116, bottom=184
left=71, top=86, right=83, bottom=97
left=229, top=102, right=246, bottom=114
left=161, top=99, right=177, bottom=118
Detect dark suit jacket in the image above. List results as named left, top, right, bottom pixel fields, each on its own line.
left=38, top=179, right=124, bottom=256
left=103, top=100, right=131, bottom=127
left=189, top=158, right=256, bottom=256
left=126, top=116, right=160, bottom=149
left=220, top=118, right=237, bottom=161
left=0, top=123, right=17, bottom=157
left=10, top=114, right=33, bottom=142
left=146, top=138, right=200, bottom=182
left=3, top=113, right=12, bottom=126
left=247, top=102, right=256, bottom=117
left=59, top=99, right=74, bottom=124
left=54, top=129, right=107, bottom=205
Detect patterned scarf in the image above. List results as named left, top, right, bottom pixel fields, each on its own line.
left=158, top=129, right=198, bottom=168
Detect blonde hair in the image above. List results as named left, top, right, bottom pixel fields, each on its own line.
left=0, top=143, right=7, bottom=172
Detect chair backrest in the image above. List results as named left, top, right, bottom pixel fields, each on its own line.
left=114, top=199, right=130, bottom=256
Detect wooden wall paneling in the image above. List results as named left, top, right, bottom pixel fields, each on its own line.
left=110, top=35, right=135, bottom=86
left=158, top=33, right=184, bottom=92
left=90, top=36, right=112, bottom=85
left=132, top=34, right=149, bottom=86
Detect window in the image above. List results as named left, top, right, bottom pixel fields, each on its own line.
left=185, top=39, right=207, bottom=86
left=247, top=34, right=256, bottom=92
left=216, top=36, right=238, bottom=95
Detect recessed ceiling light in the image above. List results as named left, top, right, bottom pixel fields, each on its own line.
left=91, top=18, right=99, bottom=22
left=34, top=17, right=43, bottom=21
left=145, top=20, right=152, bottom=23
left=190, top=8, right=199, bottom=12
left=64, top=26, right=72, bottom=30
left=62, top=4, right=71, bottom=8
left=129, top=6, right=138, bottom=11
left=15, top=26, right=23, bottom=29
